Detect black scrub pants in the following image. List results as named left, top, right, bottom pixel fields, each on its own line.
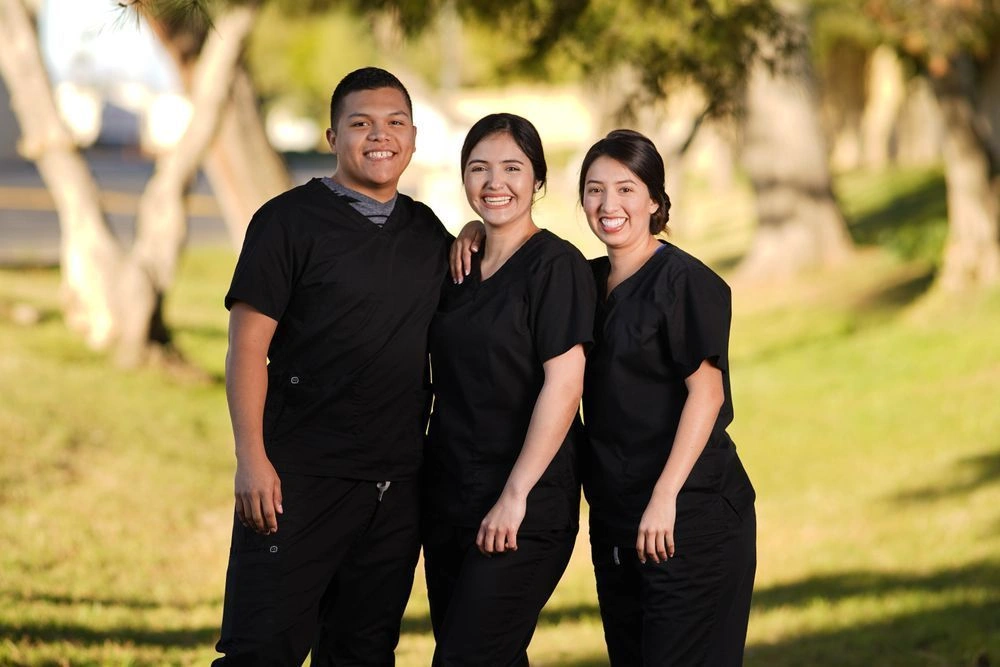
left=213, top=474, right=420, bottom=666
left=591, top=497, right=756, bottom=667
left=422, top=523, right=576, bottom=667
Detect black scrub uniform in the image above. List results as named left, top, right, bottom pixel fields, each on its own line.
left=583, top=242, right=756, bottom=667
left=424, top=229, right=596, bottom=667
left=216, top=179, right=451, bottom=666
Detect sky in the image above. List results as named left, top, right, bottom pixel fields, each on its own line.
left=39, top=0, right=179, bottom=92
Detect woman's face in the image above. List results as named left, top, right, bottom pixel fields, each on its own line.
left=582, top=156, right=659, bottom=251
left=463, top=132, right=539, bottom=231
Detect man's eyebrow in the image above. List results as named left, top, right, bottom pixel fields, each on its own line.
left=345, top=110, right=411, bottom=119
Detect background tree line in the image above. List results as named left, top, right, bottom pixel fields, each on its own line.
left=0, top=0, right=997, bottom=368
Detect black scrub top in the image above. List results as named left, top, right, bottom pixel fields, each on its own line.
left=583, top=242, right=754, bottom=543
left=226, top=178, right=451, bottom=480
left=425, top=230, right=596, bottom=533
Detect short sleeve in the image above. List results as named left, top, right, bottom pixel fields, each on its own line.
left=528, top=247, right=597, bottom=363
left=662, top=264, right=732, bottom=378
left=224, top=202, right=297, bottom=320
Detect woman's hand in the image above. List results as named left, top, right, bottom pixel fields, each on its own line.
left=450, top=220, right=485, bottom=284
left=636, top=494, right=677, bottom=564
left=476, top=491, right=527, bottom=555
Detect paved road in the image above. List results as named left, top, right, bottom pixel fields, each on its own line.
left=0, top=148, right=332, bottom=266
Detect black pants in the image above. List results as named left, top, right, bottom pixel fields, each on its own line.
left=423, top=523, right=576, bottom=667
left=592, top=497, right=756, bottom=667
left=213, top=475, right=420, bottom=666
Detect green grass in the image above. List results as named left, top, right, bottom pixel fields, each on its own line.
left=1, top=167, right=998, bottom=665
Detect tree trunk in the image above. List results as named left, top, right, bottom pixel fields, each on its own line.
left=895, top=75, right=945, bottom=166
left=738, top=9, right=853, bottom=280
left=145, top=8, right=291, bottom=251
left=0, top=0, right=125, bottom=348
left=203, top=67, right=290, bottom=249
left=861, top=44, right=906, bottom=170
left=930, top=53, right=1000, bottom=292
left=116, top=4, right=259, bottom=366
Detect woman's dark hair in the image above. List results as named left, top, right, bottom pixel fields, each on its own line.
left=460, top=113, right=547, bottom=191
left=579, top=129, right=672, bottom=234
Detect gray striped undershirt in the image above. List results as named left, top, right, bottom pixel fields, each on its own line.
left=322, top=177, right=397, bottom=226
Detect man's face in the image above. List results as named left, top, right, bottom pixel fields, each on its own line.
left=326, top=87, right=416, bottom=202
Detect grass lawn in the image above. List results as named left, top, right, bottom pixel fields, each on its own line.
left=0, top=167, right=997, bottom=665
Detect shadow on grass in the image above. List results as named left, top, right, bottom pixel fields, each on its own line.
left=1, top=590, right=220, bottom=612
left=402, top=601, right=603, bottom=637
left=0, top=620, right=218, bottom=649
left=745, top=599, right=997, bottom=667
left=753, top=560, right=1000, bottom=611
left=891, top=451, right=1000, bottom=505
left=852, top=265, right=936, bottom=315
left=747, top=561, right=999, bottom=666
left=843, top=170, right=948, bottom=265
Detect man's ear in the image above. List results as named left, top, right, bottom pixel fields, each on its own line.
left=325, top=128, right=337, bottom=154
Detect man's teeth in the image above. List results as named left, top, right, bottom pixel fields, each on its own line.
left=601, top=217, right=626, bottom=230
left=366, top=151, right=393, bottom=159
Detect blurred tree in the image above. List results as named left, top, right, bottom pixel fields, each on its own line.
left=140, top=2, right=291, bottom=248
left=864, top=0, right=1000, bottom=290
left=445, top=0, right=855, bottom=279
left=738, top=3, right=854, bottom=278
left=0, top=0, right=259, bottom=366
left=0, top=0, right=121, bottom=349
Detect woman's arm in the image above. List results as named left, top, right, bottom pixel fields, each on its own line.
left=476, top=343, right=587, bottom=555
left=636, top=359, right=725, bottom=563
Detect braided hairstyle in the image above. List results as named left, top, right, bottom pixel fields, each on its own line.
left=579, top=129, right=672, bottom=234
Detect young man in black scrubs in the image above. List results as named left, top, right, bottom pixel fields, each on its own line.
left=214, top=67, right=451, bottom=666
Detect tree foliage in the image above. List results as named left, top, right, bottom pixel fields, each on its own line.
left=863, top=0, right=1000, bottom=67
left=129, top=0, right=790, bottom=116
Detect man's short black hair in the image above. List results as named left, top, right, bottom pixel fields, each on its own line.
left=330, top=67, right=413, bottom=128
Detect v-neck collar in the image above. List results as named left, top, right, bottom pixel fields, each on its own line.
left=471, top=229, right=549, bottom=287
left=310, top=178, right=403, bottom=232
left=601, top=240, right=672, bottom=303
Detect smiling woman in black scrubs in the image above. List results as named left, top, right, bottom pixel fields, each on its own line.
left=423, top=113, right=596, bottom=666
left=580, top=129, right=756, bottom=667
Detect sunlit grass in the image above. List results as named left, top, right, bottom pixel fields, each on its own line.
left=0, top=167, right=997, bottom=665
